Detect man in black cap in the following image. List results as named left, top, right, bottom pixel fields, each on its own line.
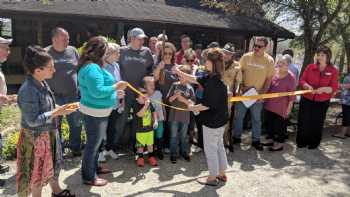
left=0, top=36, right=12, bottom=186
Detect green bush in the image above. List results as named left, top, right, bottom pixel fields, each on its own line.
left=1, top=105, right=86, bottom=160
left=2, top=130, right=20, bottom=160
left=61, top=117, right=86, bottom=148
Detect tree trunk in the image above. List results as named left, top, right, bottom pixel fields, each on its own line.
left=339, top=49, right=345, bottom=73
left=345, top=41, right=350, bottom=71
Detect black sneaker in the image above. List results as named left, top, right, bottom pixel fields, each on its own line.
left=170, top=156, right=177, bottom=164
left=0, top=164, right=9, bottom=174
left=157, top=150, right=164, bottom=160
left=182, top=154, right=190, bottom=162
left=232, top=137, right=241, bottom=144
left=252, top=141, right=264, bottom=151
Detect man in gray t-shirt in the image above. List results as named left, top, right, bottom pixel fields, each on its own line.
left=117, top=27, right=154, bottom=148
left=46, top=27, right=82, bottom=156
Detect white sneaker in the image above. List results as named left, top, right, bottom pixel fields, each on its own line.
left=98, top=152, right=106, bottom=162
left=106, top=150, right=119, bottom=160
left=164, top=148, right=170, bottom=154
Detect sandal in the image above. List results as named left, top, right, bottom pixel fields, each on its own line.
left=52, top=189, right=75, bottom=197
left=217, top=175, right=228, bottom=182
left=197, top=177, right=219, bottom=186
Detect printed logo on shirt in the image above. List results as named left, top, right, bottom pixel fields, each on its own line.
left=54, top=59, right=77, bottom=65
left=124, top=56, right=147, bottom=64
left=247, top=63, right=264, bottom=69
left=325, top=72, right=332, bottom=76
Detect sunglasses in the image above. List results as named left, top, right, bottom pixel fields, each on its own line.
left=186, top=59, right=195, bottom=63
left=254, top=44, right=265, bottom=49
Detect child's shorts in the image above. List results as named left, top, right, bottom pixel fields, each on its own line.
left=136, top=131, right=154, bottom=147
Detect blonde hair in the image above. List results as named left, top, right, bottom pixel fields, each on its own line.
left=104, top=43, right=120, bottom=60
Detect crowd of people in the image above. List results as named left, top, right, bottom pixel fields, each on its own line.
left=0, top=25, right=347, bottom=196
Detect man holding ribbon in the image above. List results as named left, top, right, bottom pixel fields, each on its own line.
left=232, top=37, right=275, bottom=151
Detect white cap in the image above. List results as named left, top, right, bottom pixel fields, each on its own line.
left=0, top=37, right=12, bottom=45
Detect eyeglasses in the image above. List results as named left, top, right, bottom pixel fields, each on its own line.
left=164, top=52, right=173, bottom=56
left=186, top=59, right=195, bottom=63
left=254, top=44, right=265, bottom=49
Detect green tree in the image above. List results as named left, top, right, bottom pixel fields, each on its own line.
left=201, top=0, right=350, bottom=70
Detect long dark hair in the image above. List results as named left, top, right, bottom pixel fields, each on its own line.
left=78, top=36, right=108, bottom=71
left=23, top=45, right=52, bottom=74
left=157, top=42, right=176, bottom=65
left=206, top=47, right=225, bottom=78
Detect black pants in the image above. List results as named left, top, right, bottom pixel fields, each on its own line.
left=342, top=104, right=350, bottom=126
left=265, top=110, right=287, bottom=143
left=105, top=109, right=125, bottom=152
left=297, top=97, right=329, bottom=148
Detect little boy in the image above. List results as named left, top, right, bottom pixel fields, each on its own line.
left=143, top=76, right=166, bottom=160
left=134, top=88, right=158, bottom=167
left=167, top=65, right=195, bottom=163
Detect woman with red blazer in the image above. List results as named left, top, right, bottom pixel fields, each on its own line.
left=297, top=46, right=339, bottom=149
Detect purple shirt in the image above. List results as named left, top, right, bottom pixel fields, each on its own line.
left=264, top=72, right=296, bottom=118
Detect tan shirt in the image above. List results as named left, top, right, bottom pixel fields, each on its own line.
left=223, top=61, right=242, bottom=92
left=239, top=52, right=274, bottom=92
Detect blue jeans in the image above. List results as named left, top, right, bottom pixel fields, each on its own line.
left=81, top=114, right=108, bottom=182
left=55, top=95, right=82, bottom=152
left=233, top=102, right=263, bottom=142
left=169, top=122, right=189, bottom=157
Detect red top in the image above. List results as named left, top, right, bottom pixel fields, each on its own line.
left=299, top=63, right=339, bottom=102
left=175, top=50, right=199, bottom=65
left=175, top=50, right=185, bottom=65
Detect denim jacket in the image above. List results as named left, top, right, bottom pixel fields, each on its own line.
left=17, top=75, right=57, bottom=135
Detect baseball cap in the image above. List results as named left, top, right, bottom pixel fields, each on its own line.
left=0, top=37, right=12, bottom=45
left=207, top=41, right=220, bottom=49
left=129, top=27, right=148, bottom=39
left=223, top=43, right=235, bottom=54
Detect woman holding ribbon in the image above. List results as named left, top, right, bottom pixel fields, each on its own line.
left=263, top=54, right=296, bottom=151
left=173, top=48, right=229, bottom=186
left=297, top=46, right=338, bottom=149
left=77, top=36, right=127, bottom=186
left=16, top=46, right=77, bottom=197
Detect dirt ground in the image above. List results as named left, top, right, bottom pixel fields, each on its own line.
left=1, top=106, right=349, bottom=197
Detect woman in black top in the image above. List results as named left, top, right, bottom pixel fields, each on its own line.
left=173, top=48, right=229, bottom=186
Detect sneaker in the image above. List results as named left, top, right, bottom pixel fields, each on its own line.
left=98, top=152, right=106, bottom=163
left=182, top=154, right=190, bottom=162
left=137, top=157, right=144, bottom=167
left=232, top=137, right=241, bottom=144
left=164, top=148, right=170, bottom=154
left=156, top=150, right=164, bottom=160
left=170, top=156, right=177, bottom=164
left=0, top=164, right=9, bottom=174
left=148, top=156, right=158, bottom=166
left=63, top=150, right=82, bottom=159
left=105, top=150, right=119, bottom=160
left=252, top=141, right=264, bottom=151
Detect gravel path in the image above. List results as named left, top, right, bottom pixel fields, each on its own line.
left=1, top=128, right=350, bottom=197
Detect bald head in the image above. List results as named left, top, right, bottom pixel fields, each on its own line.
left=51, top=27, right=69, bottom=52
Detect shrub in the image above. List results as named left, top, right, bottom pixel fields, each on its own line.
left=1, top=105, right=86, bottom=160
left=2, top=130, right=19, bottom=160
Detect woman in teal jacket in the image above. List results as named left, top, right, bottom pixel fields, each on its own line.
left=78, top=36, right=127, bottom=186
